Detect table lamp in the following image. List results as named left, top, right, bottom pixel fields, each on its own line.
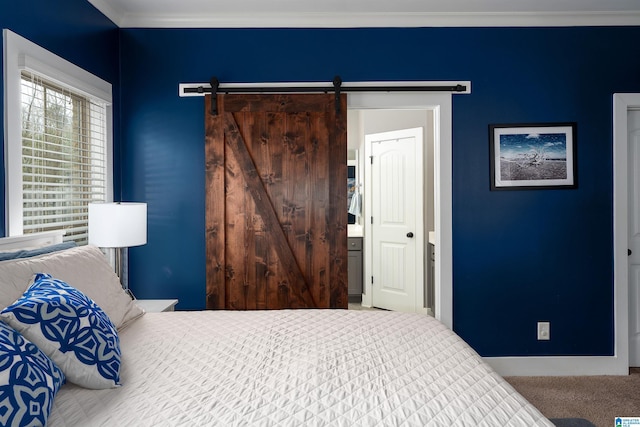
left=88, top=202, right=147, bottom=294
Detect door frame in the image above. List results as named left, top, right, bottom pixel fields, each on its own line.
left=614, top=93, right=640, bottom=371
left=348, top=93, right=454, bottom=328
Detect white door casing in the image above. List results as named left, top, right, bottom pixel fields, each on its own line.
left=628, top=109, right=640, bottom=366
left=351, top=92, right=453, bottom=325
left=367, top=128, right=424, bottom=312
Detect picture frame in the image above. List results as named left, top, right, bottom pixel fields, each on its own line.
left=489, top=122, right=577, bottom=190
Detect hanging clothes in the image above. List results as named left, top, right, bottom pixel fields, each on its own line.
left=348, top=187, right=361, bottom=218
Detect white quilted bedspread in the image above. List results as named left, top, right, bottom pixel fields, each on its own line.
left=48, top=310, right=551, bottom=426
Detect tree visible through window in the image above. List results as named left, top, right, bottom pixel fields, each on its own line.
left=20, top=71, right=107, bottom=244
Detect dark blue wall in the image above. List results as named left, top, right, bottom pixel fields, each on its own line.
left=2, top=6, right=638, bottom=358
left=120, top=26, right=640, bottom=357
left=0, top=0, right=120, bottom=237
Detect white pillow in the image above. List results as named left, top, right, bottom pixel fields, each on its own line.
left=0, top=245, right=144, bottom=330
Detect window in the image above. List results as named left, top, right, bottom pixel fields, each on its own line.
left=20, top=72, right=108, bottom=243
left=4, top=30, right=113, bottom=244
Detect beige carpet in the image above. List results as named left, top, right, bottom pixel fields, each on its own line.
left=505, top=368, right=640, bottom=427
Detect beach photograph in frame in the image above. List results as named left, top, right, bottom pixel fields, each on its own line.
left=489, top=123, right=577, bottom=190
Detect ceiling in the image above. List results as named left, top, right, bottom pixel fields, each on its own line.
left=88, top=0, right=640, bottom=28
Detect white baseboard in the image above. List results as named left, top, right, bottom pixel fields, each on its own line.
left=484, top=355, right=629, bottom=376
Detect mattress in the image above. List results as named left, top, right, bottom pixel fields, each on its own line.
left=48, top=310, right=552, bottom=426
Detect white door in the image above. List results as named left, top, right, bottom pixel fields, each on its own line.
left=629, top=109, right=640, bottom=366
left=367, top=128, right=424, bottom=312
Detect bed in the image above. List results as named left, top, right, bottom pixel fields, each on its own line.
left=0, top=232, right=552, bottom=426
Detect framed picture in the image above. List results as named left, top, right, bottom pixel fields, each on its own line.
left=490, top=122, right=577, bottom=190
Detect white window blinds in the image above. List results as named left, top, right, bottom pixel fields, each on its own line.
left=20, top=71, right=108, bottom=244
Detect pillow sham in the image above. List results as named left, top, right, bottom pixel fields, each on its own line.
left=0, top=245, right=144, bottom=330
left=0, top=320, right=65, bottom=426
left=1, top=274, right=121, bottom=389
left=0, top=241, right=77, bottom=262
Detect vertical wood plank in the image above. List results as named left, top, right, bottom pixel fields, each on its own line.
left=264, top=112, right=285, bottom=308
left=279, top=112, right=294, bottom=308
left=241, top=112, right=257, bottom=309
left=224, top=112, right=247, bottom=310
left=284, top=112, right=308, bottom=305
left=248, top=111, right=264, bottom=309
left=205, top=94, right=226, bottom=309
left=308, top=112, right=330, bottom=307
left=329, top=94, right=348, bottom=308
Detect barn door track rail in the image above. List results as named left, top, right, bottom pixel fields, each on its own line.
left=180, top=76, right=469, bottom=116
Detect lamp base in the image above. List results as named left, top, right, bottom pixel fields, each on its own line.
left=114, top=247, right=135, bottom=300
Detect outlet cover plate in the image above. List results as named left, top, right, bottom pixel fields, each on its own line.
left=537, top=321, right=550, bottom=340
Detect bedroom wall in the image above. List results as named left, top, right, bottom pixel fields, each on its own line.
left=0, top=0, right=120, bottom=236
left=119, top=26, right=640, bottom=358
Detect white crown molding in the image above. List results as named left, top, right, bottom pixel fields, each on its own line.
left=89, top=8, right=640, bottom=28
left=87, top=0, right=124, bottom=27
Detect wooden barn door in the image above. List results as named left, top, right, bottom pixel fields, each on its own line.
left=205, top=94, right=347, bottom=310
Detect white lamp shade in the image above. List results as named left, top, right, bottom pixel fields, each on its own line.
left=88, top=202, right=147, bottom=248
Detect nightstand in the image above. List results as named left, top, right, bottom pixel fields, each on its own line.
left=135, top=299, right=179, bottom=312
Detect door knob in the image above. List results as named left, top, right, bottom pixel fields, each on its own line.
left=630, top=249, right=633, bottom=256
left=407, top=232, right=414, bottom=238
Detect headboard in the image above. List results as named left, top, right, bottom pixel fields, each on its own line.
left=0, top=230, right=66, bottom=251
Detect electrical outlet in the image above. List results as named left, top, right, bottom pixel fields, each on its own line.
left=537, top=322, right=550, bottom=341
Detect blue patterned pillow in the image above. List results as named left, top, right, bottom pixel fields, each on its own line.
left=0, top=321, right=65, bottom=426
left=0, top=273, right=121, bottom=389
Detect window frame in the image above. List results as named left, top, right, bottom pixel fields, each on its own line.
left=3, top=29, right=113, bottom=238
